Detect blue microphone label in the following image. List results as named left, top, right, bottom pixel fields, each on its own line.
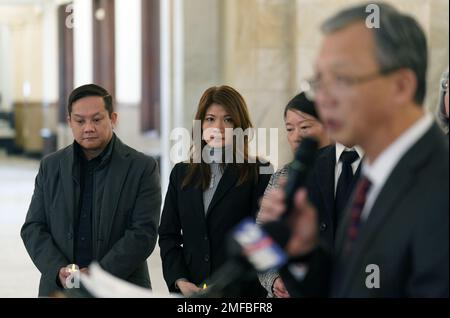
left=232, top=218, right=288, bottom=273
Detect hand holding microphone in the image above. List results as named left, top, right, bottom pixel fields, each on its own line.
left=261, top=137, right=320, bottom=257
left=284, top=189, right=319, bottom=257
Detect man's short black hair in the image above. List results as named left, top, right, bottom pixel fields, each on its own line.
left=68, top=84, right=113, bottom=117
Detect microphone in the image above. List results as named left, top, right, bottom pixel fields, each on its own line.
left=283, top=137, right=319, bottom=219
left=260, top=137, right=319, bottom=249
left=230, top=137, right=319, bottom=269
left=195, top=219, right=288, bottom=298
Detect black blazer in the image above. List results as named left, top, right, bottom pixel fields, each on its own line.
left=21, top=136, right=162, bottom=297
left=282, top=124, right=449, bottom=297
left=158, top=162, right=271, bottom=295
left=307, top=145, right=361, bottom=248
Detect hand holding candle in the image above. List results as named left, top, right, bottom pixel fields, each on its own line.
left=58, top=264, right=79, bottom=288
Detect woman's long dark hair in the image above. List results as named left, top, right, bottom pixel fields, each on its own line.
left=182, top=85, right=259, bottom=190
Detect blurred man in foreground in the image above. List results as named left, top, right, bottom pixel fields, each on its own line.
left=265, top=3, right=449, bottom=297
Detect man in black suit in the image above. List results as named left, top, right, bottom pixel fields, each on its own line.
left=264, top=3, right=448, bottom=297
left=308, top=143, right=363, bottom=248
left=21, top=84, right=162, bottom=297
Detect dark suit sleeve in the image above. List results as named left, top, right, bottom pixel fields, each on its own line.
left=408, top=198, right=449, bottom=297
left=158, top=166, right=190, bottom=292
left=21, top=161, right=70, bottom=284
left=99, top=158, right=161, bottom=280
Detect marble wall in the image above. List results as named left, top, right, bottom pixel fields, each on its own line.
left=182, top=0, right=223, bottom=130
left=221, top=0, right=297, bottom=168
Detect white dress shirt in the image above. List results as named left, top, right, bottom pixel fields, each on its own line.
left=361, top=114, right=434, bottom=221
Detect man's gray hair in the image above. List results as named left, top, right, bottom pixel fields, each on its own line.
left=436, top=68, right=449, bottom=133
left=321, top=2, right=428, bottom=105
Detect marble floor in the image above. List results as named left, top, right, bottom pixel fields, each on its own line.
left=0, top=152, right=169, bottom=297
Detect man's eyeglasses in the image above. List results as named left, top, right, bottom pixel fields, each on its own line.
left=441, top=78, right=448, bottom=91
left=300, top=67, right=400, bottom=100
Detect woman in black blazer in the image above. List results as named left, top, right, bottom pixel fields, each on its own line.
left=158, top=85, right=271, bottom=297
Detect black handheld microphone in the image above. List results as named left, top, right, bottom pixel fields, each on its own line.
left=283, top=137, right=319, bottom=220
left=261, top=137, right=319, bottom=249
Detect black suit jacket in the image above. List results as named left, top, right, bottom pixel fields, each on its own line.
left=308, top=145, right=361, bottom=248
left=282, top=123, right=449, bottom=297
left=21, top=136, right=162, bottom=297
left=158, top=162, right=271, bottom=295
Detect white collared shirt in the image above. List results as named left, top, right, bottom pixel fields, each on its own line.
left=361, top=114, right=434, bottom=220
left=334, top=143, right=365, bottom=194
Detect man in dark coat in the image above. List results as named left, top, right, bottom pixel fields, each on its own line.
left=21, top=84, right=161, bottom=297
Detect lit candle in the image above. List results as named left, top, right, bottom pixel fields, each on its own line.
left=67, top=264, right=79, bottom=274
